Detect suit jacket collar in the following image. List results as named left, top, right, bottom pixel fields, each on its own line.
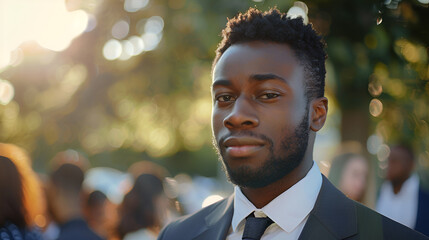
left=191, top=175, right=357, bottom=240
left=193, top=195, right=234, bottom=240
left=298, top=175, right=358, bottom=240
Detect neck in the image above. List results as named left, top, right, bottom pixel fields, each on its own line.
left=392, top=183, right=403, bottom=195
left=240, top=157, right=313, bottom=208
left=148, top=225, right=161, bottom=235
left=391, top=174, right=412, bottom=195
left=56, top=197, right=83, bottom=224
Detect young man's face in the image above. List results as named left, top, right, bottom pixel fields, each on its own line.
left=211, top=41, right=311, bottom=188
left=386, top=147, right=414, bottom=183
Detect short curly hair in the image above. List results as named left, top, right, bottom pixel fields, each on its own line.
left=214, top=7, right=327, bottom=100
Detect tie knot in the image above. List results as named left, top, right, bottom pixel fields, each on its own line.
left=242, top=212, right=274, bottom=240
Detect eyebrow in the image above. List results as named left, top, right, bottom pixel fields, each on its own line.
left=211, top=73, right=287, bottom=89
left=212, top=79, right=231, bottom=88
left=250, top=73, right=286, bottom=82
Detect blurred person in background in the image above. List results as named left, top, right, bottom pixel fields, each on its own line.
left=50, top=149, right=90, bottom=174
left=46, top=163, right=104, bottom=240
left=128, top=161, right=183, bottom=216
left=0, top=143, right=45, bottom=226
left=128, top=161, right=170, bottom=181
left=328, top=152, right=369, bottom=203
left=39, top=174, right=61, bottom=240
left=377, top=144, right=429, bottom=236
left=0, top=143, right=45, bottom=239
left=0, top=155, right=43, bottom=240
left=84, top=190, right=118, bottom=240
left=117, top=174, right=171, bottom=240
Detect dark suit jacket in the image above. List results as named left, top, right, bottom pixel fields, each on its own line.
left=158, top=176, right=428, bottom=240
left=415, top=188, right=429, bottom=236
left=57, top=218, right=104, bottom=240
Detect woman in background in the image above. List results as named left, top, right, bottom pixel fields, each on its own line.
left=328, top=152, right=369, bottom=203
left=116, top=174, right=170, bottom=240
left=0, top=154, right=43, bottom=240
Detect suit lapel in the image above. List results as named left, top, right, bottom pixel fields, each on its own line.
left=193, top=195, right=234, bottom=240
left=299, top=175, right=358, bottom=240
left=191, top=176, right=357, bottom=240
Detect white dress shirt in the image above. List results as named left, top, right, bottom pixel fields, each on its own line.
left=226, top=162, right=323, bottom=240
left=124, top=229, right=157, bottom=240
left=376, top=173, right=419, bottom=229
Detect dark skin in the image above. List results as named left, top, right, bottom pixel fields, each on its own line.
left=46, top=181, right=83, bottom=224
left=212, top=41, right=328, bottom=208
left=386, top=147, right=415, bottom=194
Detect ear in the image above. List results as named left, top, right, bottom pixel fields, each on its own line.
left=309, top=97, right=328, bottom=132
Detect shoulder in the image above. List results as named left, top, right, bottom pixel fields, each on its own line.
left=419, top=187, right=429, bottom=201
left=0, top=223, right=43, bottom=240
left=58, top=219, right=103, bottom=240
left=316, top=176, right=427, bottom=239
left=416, top=187, right=429, bottom=236
left=124, top=229, right=157, bottom=240
left=354, top=201, right=428, bottom=239
left=158, top=197, right=231, bottom=240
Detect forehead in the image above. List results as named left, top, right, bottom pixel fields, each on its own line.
left=213, top=41, right=302, bottom=81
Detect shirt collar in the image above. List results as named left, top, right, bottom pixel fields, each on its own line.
left=385, top=173, right=419, bottom=196
left=401, top=173, right=419, bottom=195
left=232, top=161, right=322, bottom=233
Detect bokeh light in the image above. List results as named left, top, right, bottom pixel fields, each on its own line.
left=369, top=98, right=383, bottom=117
left=202, top=195, right=223, bottom=208
left=368, top=75, right=383, bottom=97
left=102, top=15, right=164, bottom=61
left=0, top=0, right=88, bottom=69
left=37, top=10, right=88, bottom=51
left=85, top=14, right=98, bottom=32
left=385, top=78, right=406, bottom=98
left=112, top=20, right=130, bottom=39
left=367, top=134, right=383, bottom=155
left=129, top=36, right=145, bottom=56
left=124, top=0, right=149, bottom=13
left=145, top=16, right=164, bottom=34
left=103, top=39, right=122, bottom=60
left=142, top=32, right=162, bottom=51
left=364, top=34, right=377, bottom=49
left=286, top=2, right=308, bottom=25
left=0, top=79, right=15, bottom=105
left=118, top=40, right=134, bottom=61
left=84, top=167, right=132, bottom=204
left=395, top=39, right=427, bottom=64
left=377, top=144, right=391, bottom=163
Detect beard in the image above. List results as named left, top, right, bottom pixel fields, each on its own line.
left=215, top=112, right=309, bottom=188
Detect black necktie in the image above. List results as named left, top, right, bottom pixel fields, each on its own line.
left=242, top=212, right=274, bottom=240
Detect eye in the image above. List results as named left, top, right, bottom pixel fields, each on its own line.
left=216, top=95, right=236, bottom=102
left=259, top=93, right=279, bottom=99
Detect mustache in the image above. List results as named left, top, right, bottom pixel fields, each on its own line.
left=216, top=131, right=273, bottom=149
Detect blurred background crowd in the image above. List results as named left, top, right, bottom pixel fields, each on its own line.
left=0, top=0, right=428, bottom=239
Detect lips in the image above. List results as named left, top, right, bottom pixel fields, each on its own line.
left=223, top=136, right=265, bottom=157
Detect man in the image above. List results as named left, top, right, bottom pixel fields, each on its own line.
left=377, top=145, right=429, bottom=236
left=46, top=163, right=104, bottom=240
left=84, top=190, right=114, bottom=239
left=158, top=6, right=427, bottom=240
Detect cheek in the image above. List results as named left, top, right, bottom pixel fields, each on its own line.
left=211, top=111, right=223, bottom=134
left=265, top=109, right=303, bottom=139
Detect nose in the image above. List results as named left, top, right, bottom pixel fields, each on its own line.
left=223, top=97, right=259, bottom=129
